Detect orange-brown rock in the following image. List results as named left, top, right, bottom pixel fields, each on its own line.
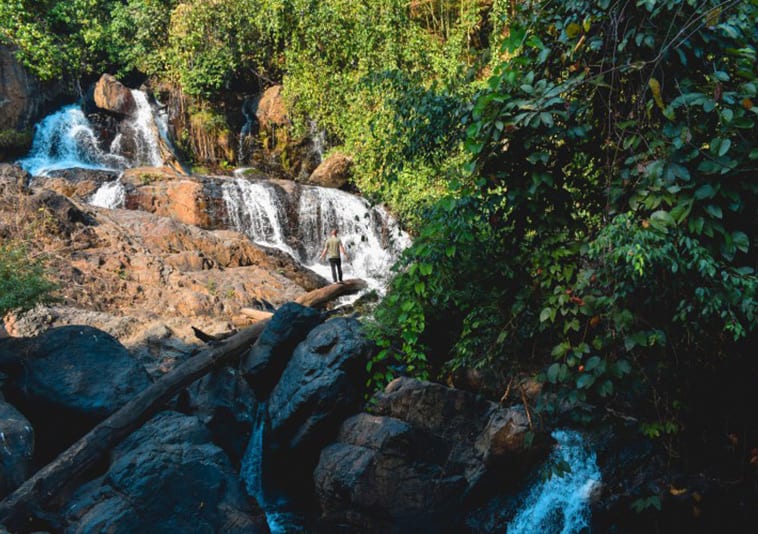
left=1, top=184, right=327, bottom=356
left=302, top=152, right=353, bottom=189
left=92, top=74, right=136, bottom=116
left=0, top=46, right=71, bottom=132
left=121, top=167, right=225, bottom=228
left=256, top=85, right=290, bottom=128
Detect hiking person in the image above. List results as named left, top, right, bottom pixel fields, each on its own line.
left=319, top=229, right=349, bottom=283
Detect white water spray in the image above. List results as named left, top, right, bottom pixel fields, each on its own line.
left=222, top=178, right=296, bottom=256
left=18, top=90, right=165, bottom=177
left=221, top=177, right=409, bottom=294
left=297, top=186, right=409, bottom=290
left=508, top=430, right=601, bottom=534
left=89, top=178, right=126, bottom=209
left=120, top=90, right=164, bottom=167
left=19, top=105, right=128, bottom=176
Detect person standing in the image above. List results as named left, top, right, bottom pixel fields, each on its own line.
left=319, top=229, right=349, bottom=283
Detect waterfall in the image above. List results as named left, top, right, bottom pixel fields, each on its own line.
left=508, top=430, right=601, bottom=534
left=18, top=90, right=166, bottom=177
left=308, top=120, right=326, bottom=163
left=238, top=97, right=257, bottom=164
left=121, top=90, right=164, bottom=167
left=297, top=186, right=410, bottom=290
left=221, top=178, right=296, bottom=256
left=240, top=404, right=298, bottom=534
left=89, top=178, right=126, bottom=209
left=221, top=177, right=410, bottom=293
left=18, top=105, right=129, bottom=176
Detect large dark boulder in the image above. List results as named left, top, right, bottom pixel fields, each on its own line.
left=267, top=317, right=372, bottom=453
left=1, top=325, right=151, bottom=461
left=183, top=366, right=259, bottom=465
left=240, top=302, right=324, bottom=400
left=258, top=317, right=372, bottom=509
left=0, top=399, right=34, bottom=498
left=313, top=377, right=550, bottom=531
left=64, top=411, right=268, bottom=533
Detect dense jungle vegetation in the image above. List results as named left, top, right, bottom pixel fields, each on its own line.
left=2, top=0, right=757, bottom=503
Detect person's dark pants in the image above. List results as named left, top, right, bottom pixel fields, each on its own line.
left=329, top=257, right=343, bottom=282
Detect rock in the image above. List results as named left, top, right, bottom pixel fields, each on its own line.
left=255, top=85, right=289, bottom=129
left=240, top=302, right=325, bottom=400
left=313, top=377, right=550, bottom=531
left=92, top=74, right=136, bottom=117
left=34, top=168, right=119, bottom=201
left=260, top=318, right=372, bottom=506
left=122, top=168, right=226, bottom=229
left=314, top=413, right=467, bottom=532
left=0, top=399, right=34, bottom=499
left=0, top=164, right=30, bottom=194
left=267, top=317, right=373, bottom=453
left=0, top=45, right=72, bottom=132
left=26, top=188, right=95, bottom=237
left=1, top=325, right=151, bottom=461
left=64, top=411, right=269, bottom=533
left=302, top=152, right=352, bottom=189
left=183, top=367, right=259, bottom=464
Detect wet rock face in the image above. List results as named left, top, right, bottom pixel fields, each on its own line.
left=313, top=377, right=549, bottom=532
left=64, top=411, right=269, bottom=534
left=0, top=400, right=34, bottom=499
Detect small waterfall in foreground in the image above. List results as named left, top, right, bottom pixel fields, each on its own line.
left=240, top=404, right=296, bottom=533
left=222, top=177, right=410, bottom=294
left=508, top=430, right=601, bottom=534
left=19, top=90, right=166, bottom=177
left=89, top=178, right=126, bottom=209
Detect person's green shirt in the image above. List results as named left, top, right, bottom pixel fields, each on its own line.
left=325, top=236, right=342, bottom=259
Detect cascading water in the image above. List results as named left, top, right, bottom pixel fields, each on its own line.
left=19, top=89, right=165, bottom=177
left=221, top=177, right=410, bottom=293
left=308, top=120, right=326, bottom=163
left=508, top=430, right=601, bottom=534
left=117, top=90, right=164, bottom=167
left=222, top=178, right=297, bottom=256
left=297, top=186, right=410, bottom=290
left=89, top=179, right=126, bottom=209
left=18, top=105, right=129, bottom=176
left=240, top=404, right=298, bottom=533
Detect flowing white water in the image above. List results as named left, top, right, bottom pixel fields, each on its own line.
left=18, top=105, right=129, bottom=176
left=297, top=186, right=410, bottom=291
left=221, top=177, right=410, bottom=293
left=89, top=178, right=126, bottom=209
left=222, top=178, right=297, bottom=256
left=121, top=90, right=164, bottom=167
left=508, top=430, right=601, bottom=534
left=18, top=90, right=165, bottom=177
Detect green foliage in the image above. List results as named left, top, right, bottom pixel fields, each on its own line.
left=370, top=0, right=758, bottom=452
left=0, top=243, right=57, bottom=318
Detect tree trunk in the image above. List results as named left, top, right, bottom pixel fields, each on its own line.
left=0, top=320, right=270, bottom=530
left=295, top=278, right=368, bottom=308
left=240, top=279, right=368, bottom=322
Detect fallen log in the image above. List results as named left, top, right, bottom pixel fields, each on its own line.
left=0, top=319, right=270, bottom=530
left=241, top=278, right=367, bottom=322
left=295, top=278, right=368, bottom=308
